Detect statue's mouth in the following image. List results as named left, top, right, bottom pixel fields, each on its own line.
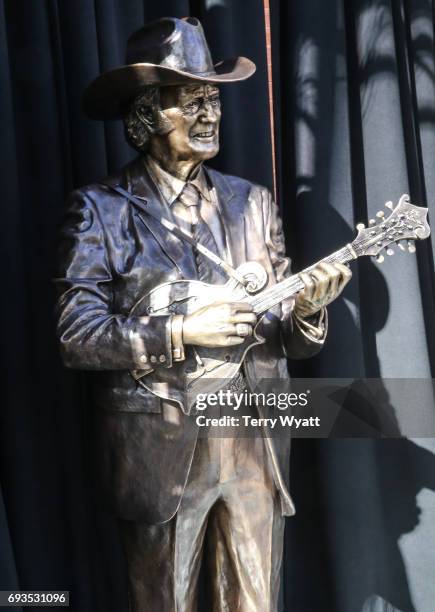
left=192, top=126, right=216, bottom=142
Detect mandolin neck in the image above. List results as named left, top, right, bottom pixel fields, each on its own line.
left=247, top=244, right=357, bottom=314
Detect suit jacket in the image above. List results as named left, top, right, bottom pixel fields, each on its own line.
left=56, top=156, right=326, bottom=524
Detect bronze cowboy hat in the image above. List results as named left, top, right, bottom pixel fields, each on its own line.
left=83, top=16, right=256, bottom=120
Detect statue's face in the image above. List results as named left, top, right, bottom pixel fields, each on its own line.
left=157, top=84, right=221, bottom=163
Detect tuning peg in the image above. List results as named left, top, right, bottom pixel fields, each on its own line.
left=376, top=210, right=385, bottom=219
left=356, top=223, right=365, bottom=231
left=386, top=247, right=394, bottom=256
left=407, top=240, right=416, bottom=253
left=369, top=218, right=376, bottom=226
left=397, top=240, right=406, bottom=251
left=385, top=201, right=394, bottom=210
left=376, top=254, right=385, bottom=263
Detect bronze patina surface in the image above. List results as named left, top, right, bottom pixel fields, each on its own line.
left=56, top=16, right=350, bottom=611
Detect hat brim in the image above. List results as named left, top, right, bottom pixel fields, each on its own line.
left=82, top=56, right=256, bottom=120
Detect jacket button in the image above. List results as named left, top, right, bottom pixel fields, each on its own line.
left=139, top=354, right=148, bottom=363
left=159, top=354, right=166, bottom=363
left=150, top=355, right=157, bottom=363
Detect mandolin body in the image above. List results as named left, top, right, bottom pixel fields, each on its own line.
left=129, top=263, right=268, bottom=412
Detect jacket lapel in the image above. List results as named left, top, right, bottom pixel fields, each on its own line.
left=122, top=158, right=198, bottom=279
left=205, top=166, right=246, bottom=268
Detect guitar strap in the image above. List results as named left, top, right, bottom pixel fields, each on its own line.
left=107, top=184, right=248, bottom=287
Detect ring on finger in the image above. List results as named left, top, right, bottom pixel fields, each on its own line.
left=236, top=323, right=251, bottom=337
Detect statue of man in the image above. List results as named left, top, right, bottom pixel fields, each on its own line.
left=56, top=17, right=351, bottom=611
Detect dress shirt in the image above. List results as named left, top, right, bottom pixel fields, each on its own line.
left=145, top=155, right=231, bottom=264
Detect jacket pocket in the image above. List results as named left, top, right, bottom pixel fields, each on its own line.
left=94, top=384, right=162, bottom=413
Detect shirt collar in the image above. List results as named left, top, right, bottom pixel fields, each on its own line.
left=145, top=155, right=211, bottom=205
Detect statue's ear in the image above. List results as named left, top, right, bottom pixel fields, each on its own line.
left=136, top=105, right=155, bottom=131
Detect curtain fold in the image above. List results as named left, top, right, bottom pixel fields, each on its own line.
left=1, top=1, right=434, bottom=611
left=277, top=2, right=435, bottom=611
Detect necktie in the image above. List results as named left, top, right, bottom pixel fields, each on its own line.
left=178, top=183, right=225, bottom=284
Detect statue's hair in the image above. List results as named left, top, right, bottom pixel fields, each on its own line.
left=123, top=86, right=173, bottom=153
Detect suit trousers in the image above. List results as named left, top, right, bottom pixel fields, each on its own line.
left=119, top=432, right=285, bottom=612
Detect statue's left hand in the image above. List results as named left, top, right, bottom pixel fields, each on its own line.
left=294, top=262, right=352, bottom=318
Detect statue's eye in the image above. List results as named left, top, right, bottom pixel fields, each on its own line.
left=183, top=99, right=201, bottom=114
left=210, top=96, right=220, bottom=107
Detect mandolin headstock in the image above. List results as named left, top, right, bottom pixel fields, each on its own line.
left=351, top=194, right=430, bottom=262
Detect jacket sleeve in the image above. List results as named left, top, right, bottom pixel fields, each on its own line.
left=54, top=189, right=174, bottom=371
left=260, top=186, right=328, bottom=360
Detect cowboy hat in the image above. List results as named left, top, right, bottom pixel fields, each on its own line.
left=83, top=16, right=256, bottom=120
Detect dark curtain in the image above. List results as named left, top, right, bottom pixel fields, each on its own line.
left=1, top=1, right=434, bottom=611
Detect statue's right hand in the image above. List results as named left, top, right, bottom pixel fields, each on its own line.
left=182, top=302, right=257, bottom=348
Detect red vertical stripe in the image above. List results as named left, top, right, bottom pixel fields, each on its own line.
left=263, top=0, right=277, bottom=202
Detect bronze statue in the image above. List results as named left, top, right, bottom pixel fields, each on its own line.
left=56, top=16, right=358, bottom=612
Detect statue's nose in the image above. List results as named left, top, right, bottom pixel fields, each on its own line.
left=199, top=101, right=219, bottom=122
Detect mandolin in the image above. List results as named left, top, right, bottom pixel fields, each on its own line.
left=130, top=194, right=430, bottom=412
